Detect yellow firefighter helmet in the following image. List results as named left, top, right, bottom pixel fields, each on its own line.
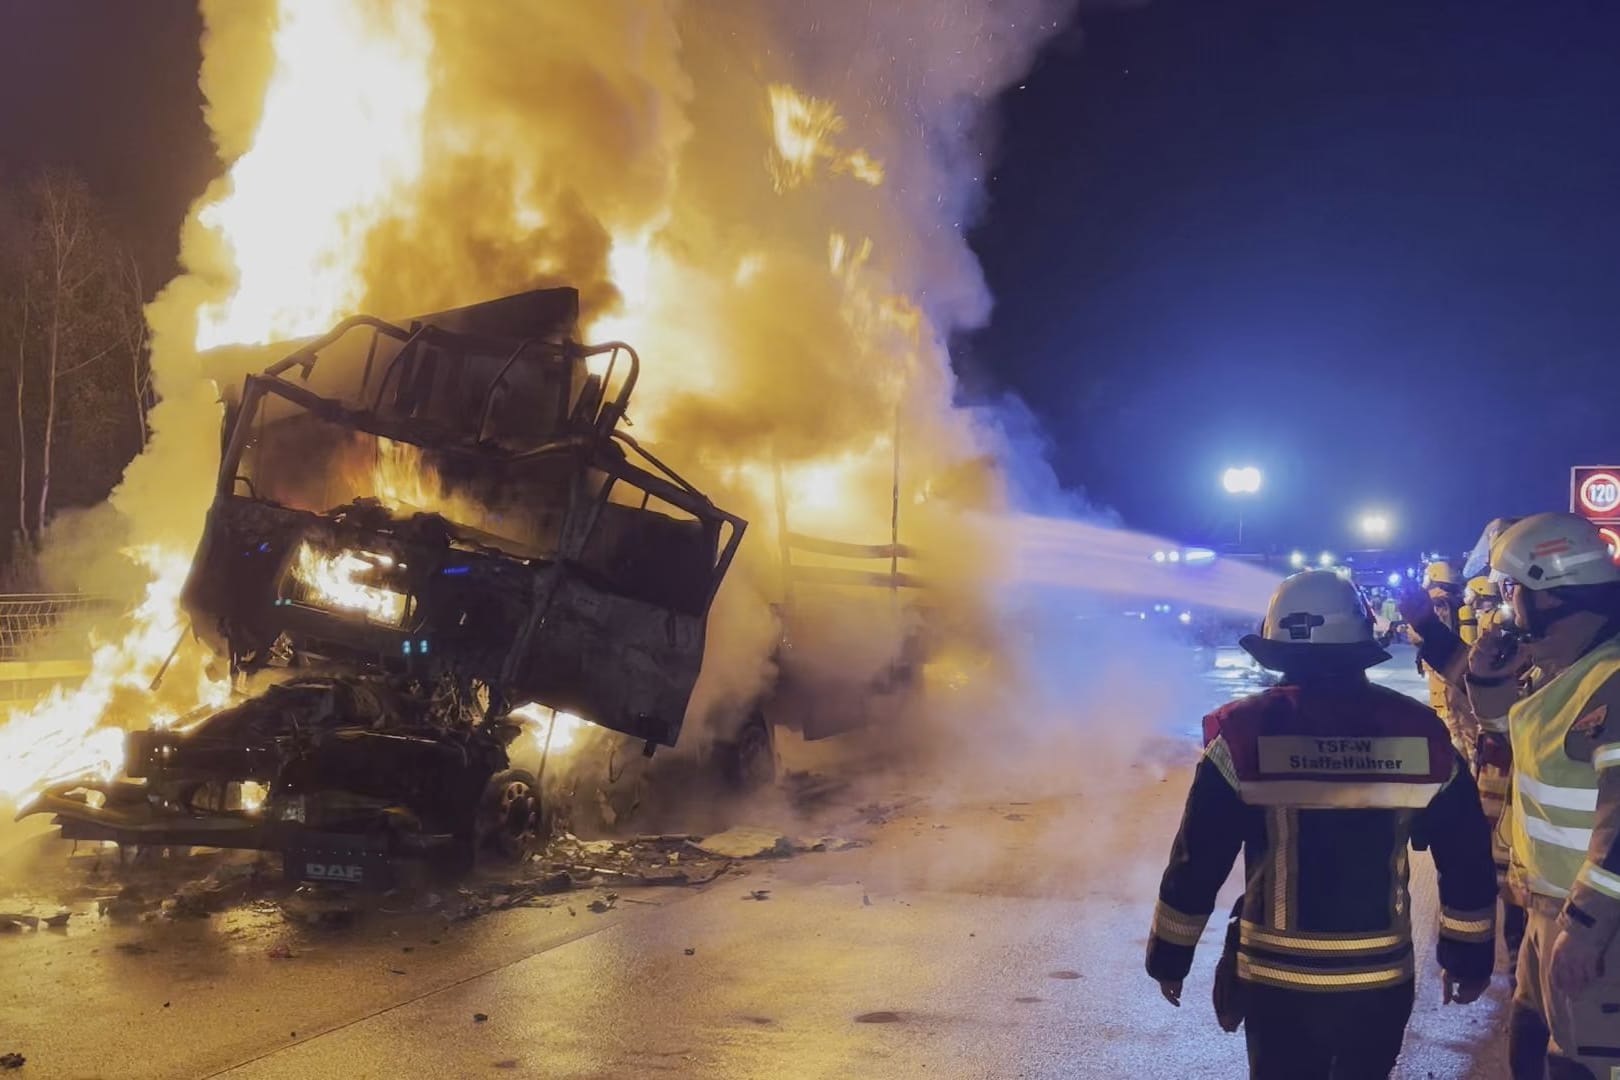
left=1424, top=561, right=1458, bottom=587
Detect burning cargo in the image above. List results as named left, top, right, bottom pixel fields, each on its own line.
left=24, top=288, right=745, bottom=882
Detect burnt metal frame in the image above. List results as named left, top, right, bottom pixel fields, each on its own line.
left=216, top=315, right=746, bottom=616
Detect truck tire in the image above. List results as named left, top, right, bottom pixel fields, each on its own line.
left=475, top=768, right=544, bottom=863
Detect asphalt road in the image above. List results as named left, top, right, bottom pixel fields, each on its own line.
left=0, top=645, right=1512, bottom=1079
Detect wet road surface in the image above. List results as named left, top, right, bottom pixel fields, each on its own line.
left=0, top=645, right=1512, bottom=1078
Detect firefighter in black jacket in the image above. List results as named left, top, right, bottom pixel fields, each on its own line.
left=1146, top=570, right=1498, bottom=1079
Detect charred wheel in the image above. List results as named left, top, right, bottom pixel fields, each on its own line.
left=476, top=768, right=544, bottom=862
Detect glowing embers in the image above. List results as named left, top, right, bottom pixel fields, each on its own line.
left=767, top=84, right=885, bottom=191
left=286, top=543, right=409, bottom=627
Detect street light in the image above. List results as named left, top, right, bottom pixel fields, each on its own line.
left=1222, top=466, right=1263, bottom=495
left=1221, top=466, right=1263, bottom=547
left=1357, top=512, right=1392, bottom=543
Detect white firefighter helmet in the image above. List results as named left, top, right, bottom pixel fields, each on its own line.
left=1490, top=512, right=1620, bottom=591
left=1240, top=570, right=1389, bottom=672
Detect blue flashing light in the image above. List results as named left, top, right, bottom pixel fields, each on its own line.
left=258, top=542, right=271, bottom=553
left=419, top=639, right=429, bottom=655
left=1183, top=547, right=1217, bottom=565
left=441, top=565, right=471, bottom=576
left=403, top=640, right=413, bottom=656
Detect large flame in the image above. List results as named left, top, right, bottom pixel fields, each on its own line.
left=0, top=0, right=441, bottom=800
left=195, top=0, right=434, bottom=348
left=0, top=547, right=229, bottom=800
left=0, top=1, right=1073, bottom=803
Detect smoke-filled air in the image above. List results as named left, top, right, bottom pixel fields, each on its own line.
left=0, top=0, right=1271, bottom=803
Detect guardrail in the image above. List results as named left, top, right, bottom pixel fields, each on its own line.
left=0, top=594, right=118, bottom=711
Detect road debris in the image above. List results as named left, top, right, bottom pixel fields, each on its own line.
left=684, top=947, right=696, bottom=956
left=694, top=827, right=792, bottom=859
left=96, top=889, right=144, bottom=922
left=0, top=914, right=39, bottom=932
left=852, top=797, right=919, bottom=826
left=164, top=862, right=266, bottom=918
left=0, top=1052, right=24, bottom=1070
left=474, top=1013, right=489, bottom=1023
left=743, top=889, right=771, bottom=901
left=279, top=886, right=359, bottom=929
left=791, top=836, right=866, bottom=854
left=42, top=912, right=70, bottom=929
left=266, top=944, right=295, bottom=960
left=855, top=1011, right=902, bottom=1024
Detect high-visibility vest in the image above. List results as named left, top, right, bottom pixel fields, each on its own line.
left=1508, top=636, right=1620, bottom=898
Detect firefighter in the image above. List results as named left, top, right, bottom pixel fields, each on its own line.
left=1408, top=563, right=1527, bottom=991
left=1412, top=561, right=1479, bottom=761
left=1380, top=591, right=1402, bottom=636
left=1467, top=575, right=1504, bottom=637
left=1147, top=570, right=1496, bottom=1079
left=1463, top=512, right=1620, bottom=1079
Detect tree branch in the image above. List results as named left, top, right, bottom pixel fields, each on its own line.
left=56, top=340, right=121, bottom=379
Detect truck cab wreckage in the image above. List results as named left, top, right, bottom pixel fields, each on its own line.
left=25, top=288, right=746, bottom=886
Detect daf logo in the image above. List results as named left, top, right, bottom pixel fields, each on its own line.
left=305, top=862, right=364, bottom=882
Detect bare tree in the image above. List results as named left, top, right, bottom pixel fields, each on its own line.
left=12, top=276, right=29, bottom=547
left=0, top=171, right=136, bottom=545
left=117, top=254, right=152, bottom=444
left=0, top=185, right=32, bottom=548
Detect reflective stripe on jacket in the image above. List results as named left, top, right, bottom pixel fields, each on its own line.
left=1147, top=681, right=1497, bottom=993
left=1509, top=637, right=1620, bottom=898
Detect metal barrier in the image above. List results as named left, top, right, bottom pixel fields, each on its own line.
left=0, top=594, right=117, bottom=710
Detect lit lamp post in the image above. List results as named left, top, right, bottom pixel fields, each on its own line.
left=1221, top=466, right=1263, bottom=547
left=1357, top=512, right=1393, bottom=545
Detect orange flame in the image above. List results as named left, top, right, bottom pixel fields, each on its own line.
left=289, top=543, right=408, bottom=627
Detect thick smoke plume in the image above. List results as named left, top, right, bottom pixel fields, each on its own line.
left=1, top=1, right=1101, bottom=795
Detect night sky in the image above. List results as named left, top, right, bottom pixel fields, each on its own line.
left=5, top=2, right=1619, bottom=555
left=970, top=0, right=1620, bottom=552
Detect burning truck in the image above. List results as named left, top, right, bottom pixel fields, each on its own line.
left=23, top=288, right=747, bottom=884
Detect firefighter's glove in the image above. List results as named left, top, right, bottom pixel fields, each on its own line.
left=1157, top=979, right=1183, bottom=1007
left=1441, top=973, right=1489, bottom=1005
left=1549, top=927, right=1604, bottom=1000
left=1466, top=626, right=1524, bottom=684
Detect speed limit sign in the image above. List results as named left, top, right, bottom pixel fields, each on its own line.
left=1573, top=467, right=1620, bottom=563
left=1577, top=470, right=1620, bottom=516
